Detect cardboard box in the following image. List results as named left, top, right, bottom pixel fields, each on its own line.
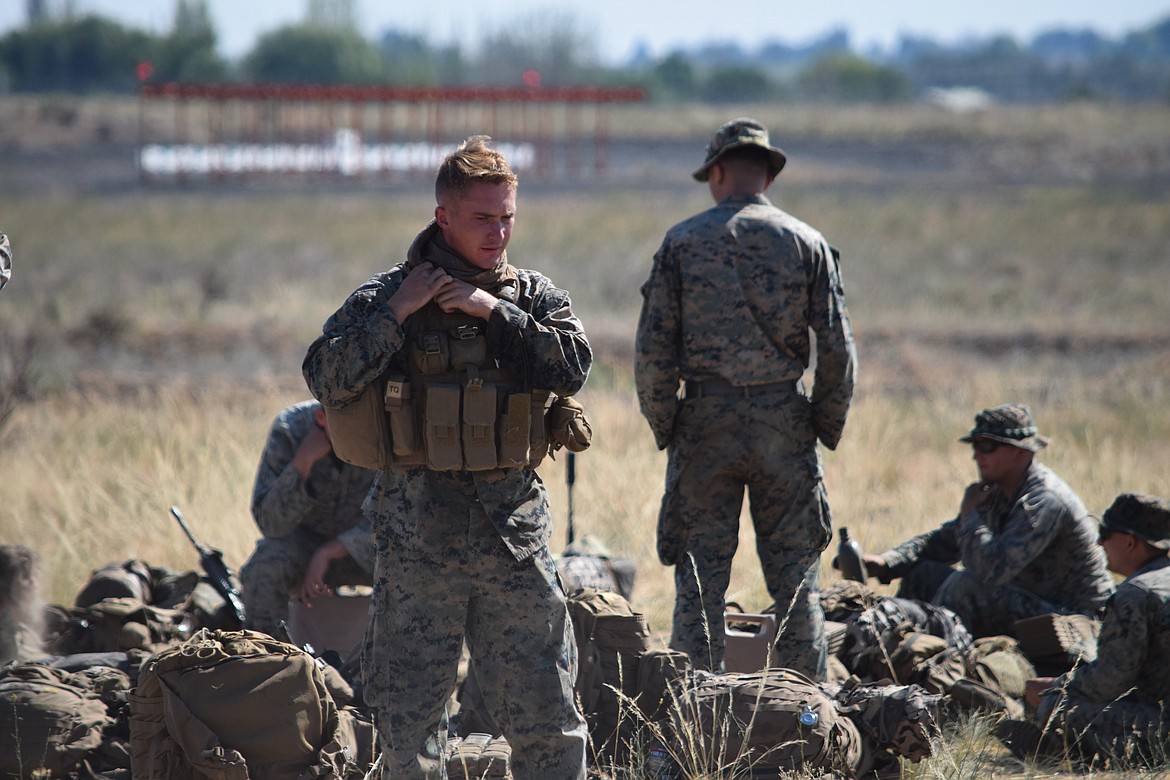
left=285, top=586, right=371, bottom=663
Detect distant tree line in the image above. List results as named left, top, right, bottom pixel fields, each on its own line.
left=1, top=0, right=1168, bottom=103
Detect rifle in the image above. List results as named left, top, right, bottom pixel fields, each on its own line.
left=170, top=505, right=247, bottom=628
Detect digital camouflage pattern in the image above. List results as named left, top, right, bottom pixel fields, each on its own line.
left=635, top=186, right=855, bottom=677
left=878, top=461, right=1114, bottom=637
left=239, top=400, right=376, bottom=638
left=0, top=231, right=10, bottom=291
left=303, top=221, right=591, bottom=780
left=1035, top=555, right=1170, bottom=765
left=833, top=675, right=945, bottom=764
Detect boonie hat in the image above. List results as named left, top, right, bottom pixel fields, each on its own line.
left=1099, top=492, right=1170, bottom=550
left=692, top=117, right=787, bottom=182
left=958, top=403, right=1049, bottom=451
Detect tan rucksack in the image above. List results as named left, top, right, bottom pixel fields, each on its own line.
left=565, top=588, right=653, bottom=760
left=0, top=662, right=125, bottom=779
left=45, top=597, right=196, bottom=656
left=669, top=668, right=865, bottom=778
left=128, top=628, right=361, bottom=780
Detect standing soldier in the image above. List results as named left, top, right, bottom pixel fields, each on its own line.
left=635, top=117, right=857, bottom=678
left=304, top=136, right=590, bottom=779
left=239, top=399, right=376, bottom=638
left=1002, top=493, right=1170, bottom=766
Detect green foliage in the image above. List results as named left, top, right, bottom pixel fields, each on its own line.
left=380, top=30, right=462, bottom=85
left=649, top=52, right=698, bottom=101
left=797, top=53, right=909, bottom=103
left=699, top=64, right=776, bottom=103
left=242, top=24, right=383, bottom=85
left=0, top=15, right=154, bottom=93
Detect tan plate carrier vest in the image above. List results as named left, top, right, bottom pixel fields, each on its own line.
left=324, top=303, right=552, bottom=472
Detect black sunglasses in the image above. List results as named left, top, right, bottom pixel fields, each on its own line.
left=971, top=440, right=1001, bottom=454
left=1097, top=527, right=1115, bottom=544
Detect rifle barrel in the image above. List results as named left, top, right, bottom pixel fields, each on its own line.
left=170, top=505, right=206, bottom=553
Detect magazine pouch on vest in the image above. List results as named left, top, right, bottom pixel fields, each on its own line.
left=323, top=302, right=560, bottom=472
left=128, top=628, right=358, bottom=780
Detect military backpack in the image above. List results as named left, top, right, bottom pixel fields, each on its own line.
left=0, top=661, right=131, bottom=779
left=128, top=628, right=361, bottom=780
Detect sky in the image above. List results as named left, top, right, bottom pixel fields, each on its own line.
left=1, top=0, right=1168, bottom=63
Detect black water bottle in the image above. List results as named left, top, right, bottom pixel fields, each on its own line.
left=837, top=527, right=866, bottom=583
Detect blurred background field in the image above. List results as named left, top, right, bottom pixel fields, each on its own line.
left=1, top=95, right=1169, bottom=641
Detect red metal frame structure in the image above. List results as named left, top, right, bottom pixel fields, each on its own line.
left=138, top=83, right=646, bottom=183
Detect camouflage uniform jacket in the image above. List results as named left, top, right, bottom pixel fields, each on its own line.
left=880, top=462, right=1113, bottom=616
left=302, top=224, right=591, bottom=561
left=1059, top=555, right=1170, bottom=707
left=635, top=192, right=855, bottom=450
left=0, top=231, right=10, bottom=291
left=251, top=400, right=376, bottom=573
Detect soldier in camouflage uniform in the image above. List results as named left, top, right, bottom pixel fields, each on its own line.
left=303, top=136, right=589, bottom=780
left=1004, top=493, right=1170, bottom=766
left=635, top=118, right=857, bottom=678
left=861, top=404, right=1114, bottom=638
left=239, top=399, right=376, bottom=638
left=1, top=231, right=11, bottom=291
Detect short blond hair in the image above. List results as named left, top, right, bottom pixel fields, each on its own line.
left=435, top=135, right=518, bottom=202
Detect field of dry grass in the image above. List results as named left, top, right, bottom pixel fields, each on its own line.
left=1, top=95, right=1169, bottom=777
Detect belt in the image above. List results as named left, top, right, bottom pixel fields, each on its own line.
left=684, top=378, right=797, bottom=400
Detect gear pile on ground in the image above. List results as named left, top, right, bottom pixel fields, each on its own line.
left=3, top=555, right=1101, bottom=779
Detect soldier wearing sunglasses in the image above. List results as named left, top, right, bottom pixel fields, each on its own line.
left=852, top=403, right=1114, bottom=638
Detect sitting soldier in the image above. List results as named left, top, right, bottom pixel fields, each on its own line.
left=1001, top=493, right=1170, bottom=767
left=239, top=400, right=375, bottom=639
left=856, top=403, right=1114, bottom=638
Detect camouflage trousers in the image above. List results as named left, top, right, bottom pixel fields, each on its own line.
left=239, top=527, right=371, bottom=639
left=659, top=391, right=833, bottom=677
left=1037, top=691, right=1169, bottom=767
left=926, top=567, right=1065, bottom=639
left=363, top=479, right=586, bottom=780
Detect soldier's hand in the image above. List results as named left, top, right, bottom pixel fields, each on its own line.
left=389, top=262, right=452, bottom=322
left=433, top=278, right=497, bottom=320
left=299, top=538, right=347, bottom=605
left=292, top=418, right=332, bottom=479
left=862, top=553, right=892, bottom=582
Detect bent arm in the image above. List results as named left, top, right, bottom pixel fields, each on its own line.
left=303, top=272, right=407, bottom=409
left=957, top=492, right=1064, bottom=586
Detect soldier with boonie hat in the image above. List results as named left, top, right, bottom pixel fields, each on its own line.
left=1010, top=493, right=1170, bottom=767
left=957, top=402, right=1049, bottom=452
left=691, top=117, right=787, bottom=182
left=855, top=403, right=1113, bottom=638
left=636, top=115, right=856, bottom=677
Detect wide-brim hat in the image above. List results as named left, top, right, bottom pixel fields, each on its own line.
left=958, top=403, right=1049, bottom=452
left=692, top=117, right=787, bottom=182
left=1099, top=492, right=1170, bottom=550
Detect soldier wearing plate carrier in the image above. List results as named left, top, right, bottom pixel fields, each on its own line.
left=304, top=136, right=589, bottom=780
